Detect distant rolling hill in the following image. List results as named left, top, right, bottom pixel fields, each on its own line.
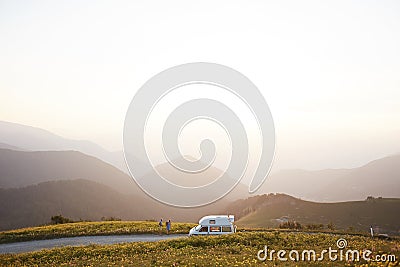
left=0, top=121, right=127, bottom=172
left=228, top=194, right=400, bottom=234
left=0, top=148, right=139, bottom=195
left=260, top=154, right=400, bottom=202
left=0, top=179, right=135, bottom=230
left=0, top=179, right=231, bottom=230
left=0, top=143, right=25, bottom=151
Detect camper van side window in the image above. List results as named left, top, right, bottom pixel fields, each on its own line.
left=222, top=226, right=232, bottom=232
left=209, top=220, right=216, bottom=224
left=210, top=226, right=221, bottom=232
left=199, top=226, right=208, bottom=232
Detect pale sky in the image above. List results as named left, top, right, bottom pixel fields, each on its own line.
left=1, top=0, right=399, bottom=171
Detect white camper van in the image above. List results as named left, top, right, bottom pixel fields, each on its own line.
left=188, top=215, right=236, bottom=236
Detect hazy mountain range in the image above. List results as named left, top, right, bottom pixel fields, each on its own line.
left=261, top=154, right=400, bottom=202
left=0, top=120, right=399, bottom=231
left=0, top=148, right=247, bottom=198
left=0, top=121, right=127, bottom=173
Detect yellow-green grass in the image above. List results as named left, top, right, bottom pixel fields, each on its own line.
left=1, top=232, right=399, bottom=266
left=0, top=221, right=196, bottom=244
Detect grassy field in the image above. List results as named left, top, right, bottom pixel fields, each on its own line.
left=1, top=231, right=399, bottom=266
left=0, top=221, right=373, bottom=245
left=0, top=221, right=196, bottom=244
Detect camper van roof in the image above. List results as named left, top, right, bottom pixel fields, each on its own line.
left=198, top=215, right=235, bottom=225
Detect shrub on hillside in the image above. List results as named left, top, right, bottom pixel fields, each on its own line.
left=327, top=222, right=335, bottom=230
left=50, top=215, right=74, bottom=224
left=279, top=221, right=302, bottom=230
left=305, top=223, right=324, bottom=230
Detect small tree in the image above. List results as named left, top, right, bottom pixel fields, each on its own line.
left=327, top=222, right=335, bottom=231
left=51, top=215, right=74, bottom=224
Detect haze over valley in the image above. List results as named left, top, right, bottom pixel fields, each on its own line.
left=0, top=121, right=398, bottom=233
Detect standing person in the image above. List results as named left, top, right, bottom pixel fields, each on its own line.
left=166, top=219, right=171, bottom=235
left=158, top=218, right=163, bottom=235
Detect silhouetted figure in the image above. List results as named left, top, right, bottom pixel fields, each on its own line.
left=158, top=218, right=163, bottom=235
left=166, top=219, right=171, bottom=235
